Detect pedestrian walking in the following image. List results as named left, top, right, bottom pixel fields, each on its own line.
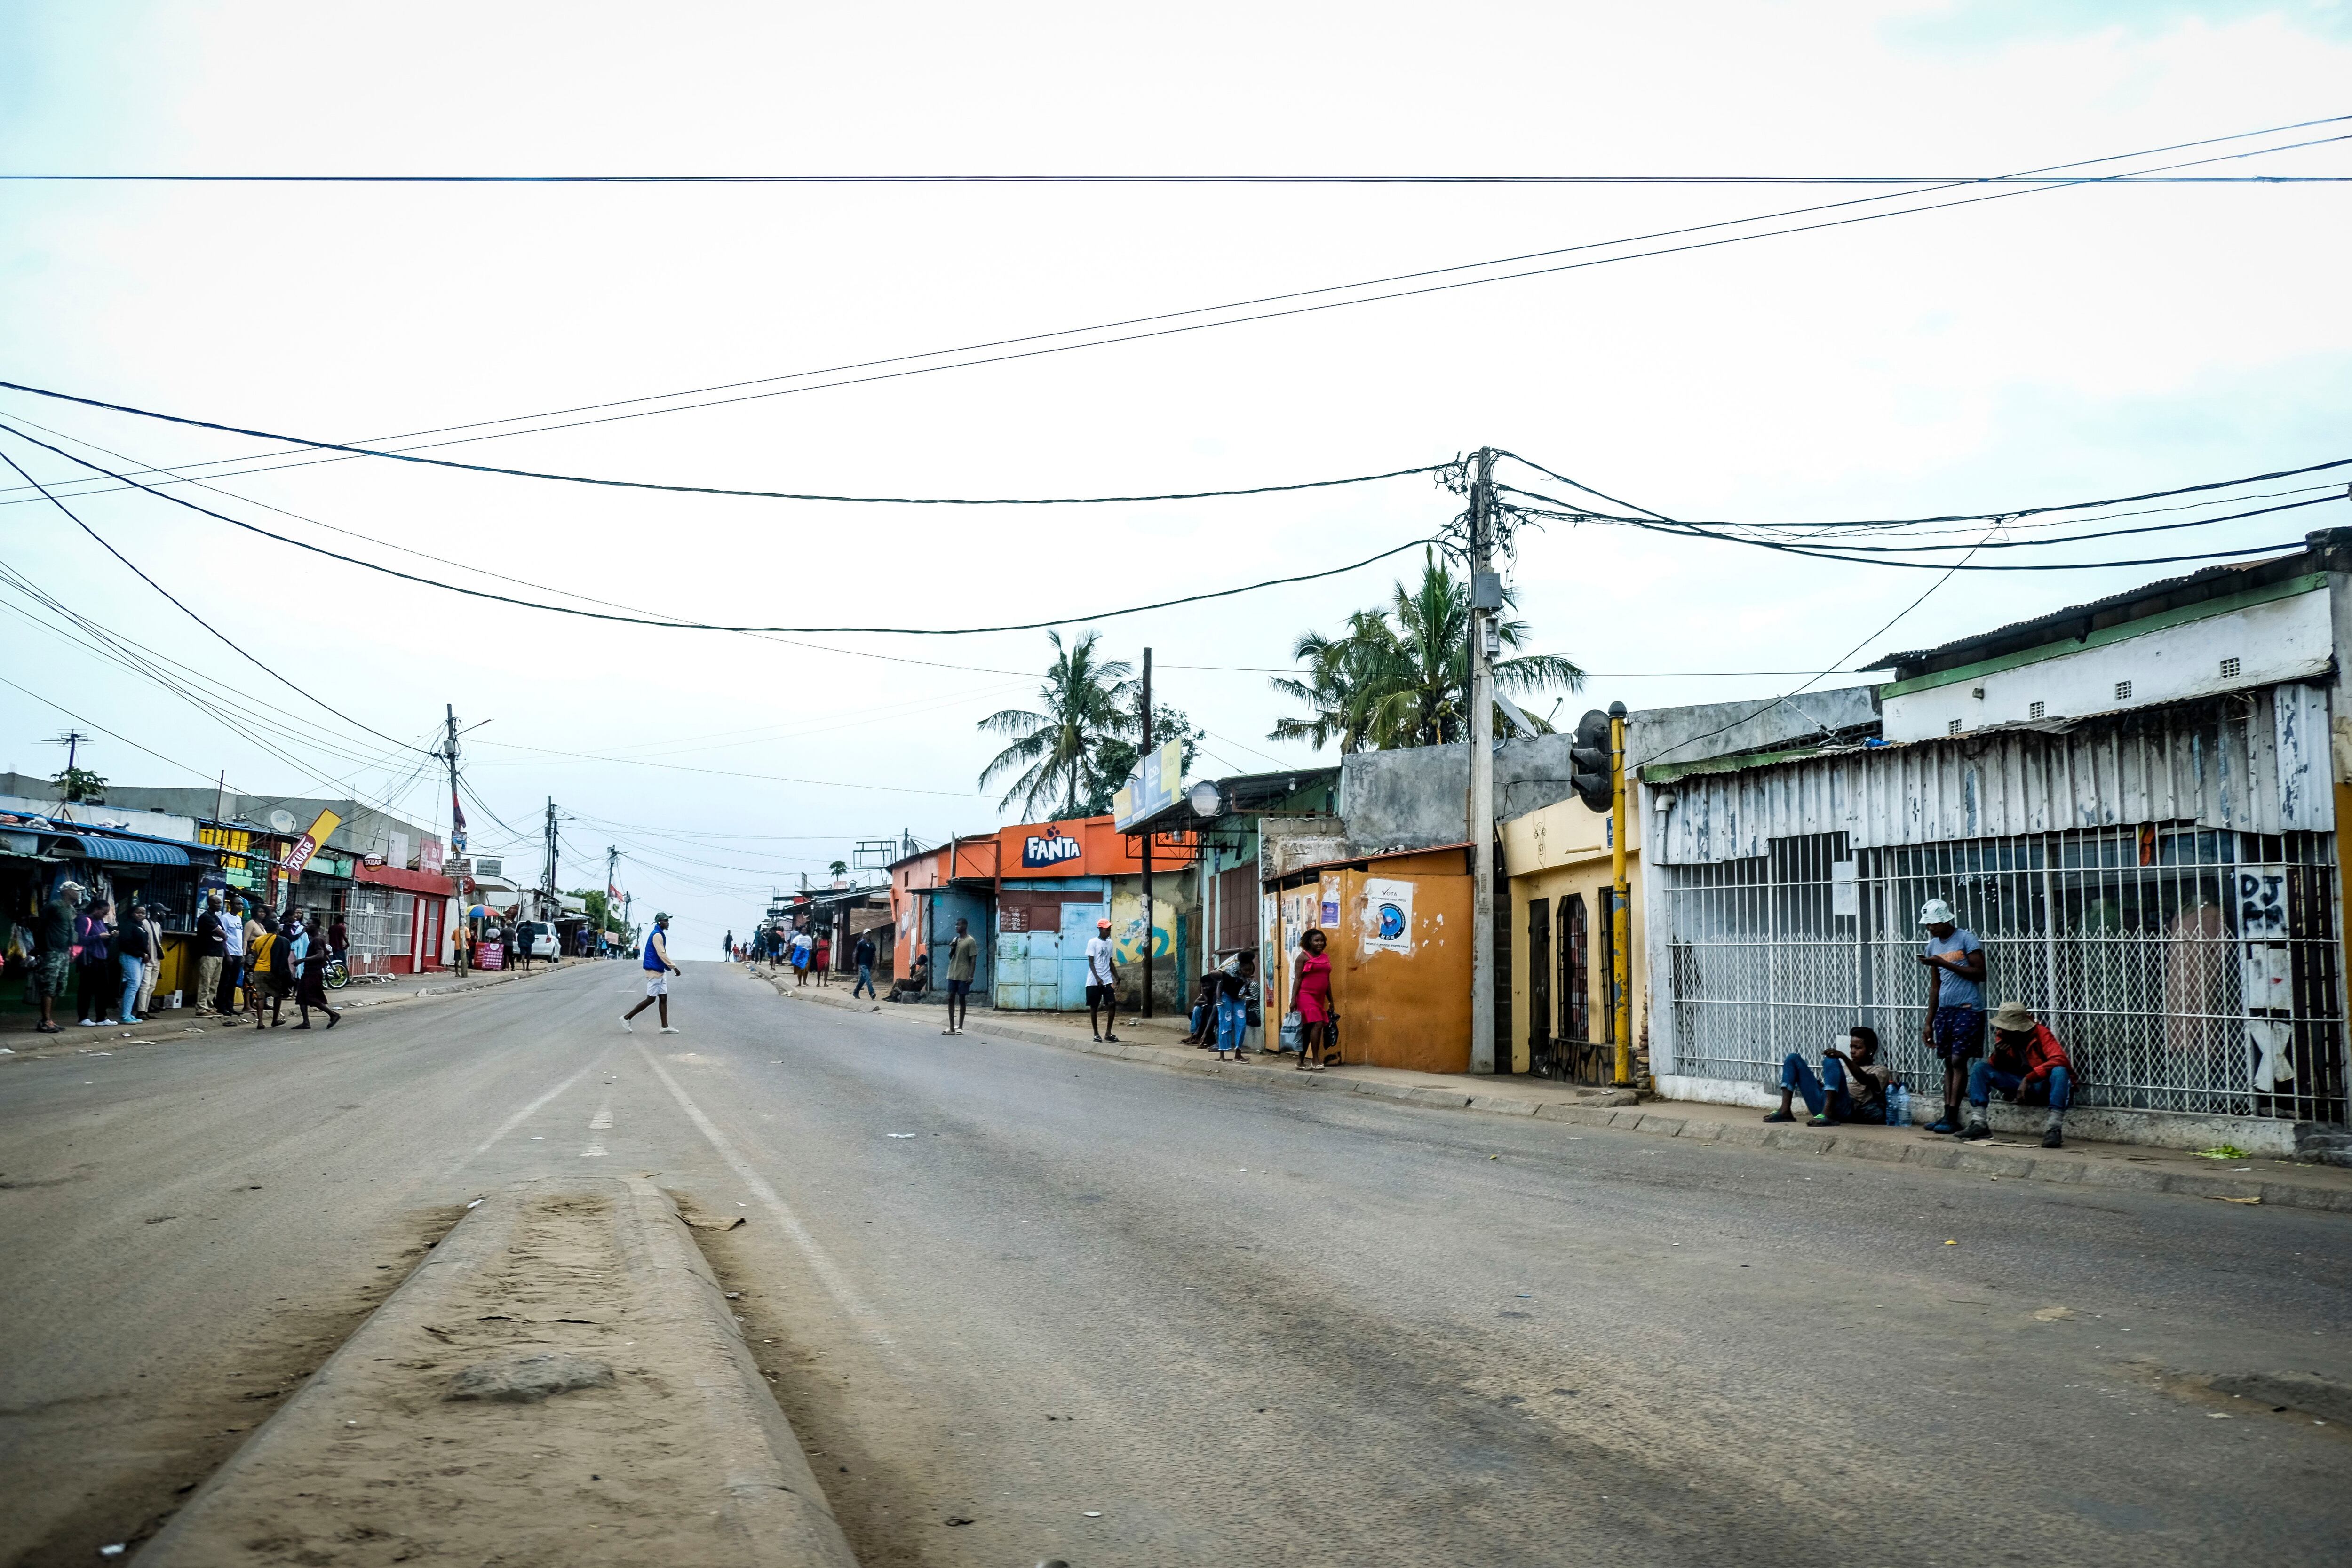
left=723, top=929, right=734, bottom=963
left=1085, top=916, right=1120, bottom=1043
left=1915, top=898, right=1988, bottom=1135
left=248, top=918, right=289, bottom=1029
left=195, top=893, right=229, bottom=1016
left=30, top=878, right=83, bottom=1034
left=791, top=925, right=813, bottom=987
left=851, top=931, right=878, bottom=998
left=941, top=917, right=978, bottom=1035
left=115, top=902, right=151, bottom=1023
left=1212, top=948, right=1257, bottom=1062
left=292, top=916, right=341, bottom=1029
left=814, top=931, right=832, bottom=986
left=621, top=912, right=681, bottom=1033
left=1292, top=927, right=1334, bottom=1070
left=74, top=899, right=116, bottom=1025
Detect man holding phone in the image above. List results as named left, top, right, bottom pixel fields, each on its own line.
left=1765, top=1025, right=1892, bottom=1125
left=1916, top=898, right=1987, bottom=1134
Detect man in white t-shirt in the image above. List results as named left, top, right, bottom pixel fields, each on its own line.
left=1084, top=916, right=1120, bottom=1044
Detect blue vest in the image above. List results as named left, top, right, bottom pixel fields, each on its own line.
left=643, top=931, right=666, bottom=971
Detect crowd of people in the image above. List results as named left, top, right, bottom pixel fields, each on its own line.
left=24, top=881, right=347, bottom=1034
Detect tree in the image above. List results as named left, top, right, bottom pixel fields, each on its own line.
left=1268, top=548, right=1583, bottom=751
left=828, top=859, right=849, bottom=882
left=977, top=630, right=1136, bottom=818
left=570, top=887, right=626, bottom=939
left=1079, top=703, right=1203, bottom=817
left=52, top=765, right=106, bottom=802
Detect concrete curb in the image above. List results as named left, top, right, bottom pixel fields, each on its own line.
left=761, top=968, right=2352, bottom=1217
left=142, top=1180, right=857, bottom=1568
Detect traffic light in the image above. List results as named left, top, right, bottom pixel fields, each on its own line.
left=1569, top=708, right=1614, bottom=812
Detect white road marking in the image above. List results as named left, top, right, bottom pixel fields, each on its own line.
left=581, top=1144, right=609, bottom=1158
left=589, top=1102, right=614, bottom=1129
left=637, top=1045, right=893, bottom=1349
left=449, top=1053, right=610, bottom=1174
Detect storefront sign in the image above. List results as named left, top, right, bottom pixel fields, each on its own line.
left=282, top=809, right=342, bottom=881
left=1020, top=831, right=1084, bottom=869
left=419, top=836, right=445, bottom=874
left=477, top=941, right=505, bottom=971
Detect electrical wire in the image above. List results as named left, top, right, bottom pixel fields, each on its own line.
left=6, top=116, right=2343, bottom=504
left=0, top=413, right=1447, bottom=635
left=0, top=437, right=433, bottom=756
left=1633, top=526, right=2003, bottom=772
left=0, top=390, right=1441, bottom=505
left=0, top=409, right=1045, bottom=678
left=9, top=169, right=2347, bottom=184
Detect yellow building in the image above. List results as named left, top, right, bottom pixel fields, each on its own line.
left=1502, top=794, right=1645, bottom=1080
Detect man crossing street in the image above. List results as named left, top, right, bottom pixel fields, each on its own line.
left=621, top=913, right=681, bottom=1034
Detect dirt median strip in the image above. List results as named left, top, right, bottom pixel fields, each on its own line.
left=142, top=1177, right=857, bottom=1568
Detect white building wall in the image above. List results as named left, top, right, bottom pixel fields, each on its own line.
left=1882, top=581, right=2330, bottom=743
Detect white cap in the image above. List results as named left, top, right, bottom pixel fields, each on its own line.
left=1917, top=898, right=1958, bottom=927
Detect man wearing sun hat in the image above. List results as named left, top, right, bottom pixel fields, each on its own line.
left=1915, top=898, right=1987, bottom=1134
left=1084, top=915, right=1120, bottom=1044
left=1964, top=1000, right=2074, bottom=1148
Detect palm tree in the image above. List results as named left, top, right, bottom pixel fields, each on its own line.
left=978, top=630, right=1137, bottom=817
left=828, top=859, right=849, bottom=882
left=1270, top=549, right=1583, bottom=751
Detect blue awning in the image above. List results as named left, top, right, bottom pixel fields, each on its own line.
left=55, top=832, right=193, bottom=868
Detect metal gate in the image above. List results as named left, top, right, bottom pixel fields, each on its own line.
left=1661, top=824, right=2346, bottom=1124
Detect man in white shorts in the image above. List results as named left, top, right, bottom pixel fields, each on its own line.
left=621, top=912, right=681, bottom=1033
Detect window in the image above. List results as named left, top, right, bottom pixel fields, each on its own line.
left=2029, top=700, right=2046, bottom=720
left=1948, top=718, right=1964, bottom=736
left=2115, top=680, right=2133, bottom=700
left=2220, top=656, right=2241, bottom=679
left=1526, top=897, right=1552, bottom=1059
left=1559, top=894, right=1589, bottom=1044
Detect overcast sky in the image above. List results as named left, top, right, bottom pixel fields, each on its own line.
left=3, top=1, right=2347, bottom=946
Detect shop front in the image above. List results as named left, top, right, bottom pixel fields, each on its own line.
left=351, top=862, right=456, bottom=974
left=1268, top=845, right=1474, bottom=1073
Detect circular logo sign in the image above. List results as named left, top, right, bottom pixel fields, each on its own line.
left=1376, top=902, right=1406, bottom=941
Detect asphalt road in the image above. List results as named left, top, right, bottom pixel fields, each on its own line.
left=2, top=960, right=2346, bottom=1566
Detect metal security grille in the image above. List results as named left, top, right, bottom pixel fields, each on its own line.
left=1662, top=825, right=2346, bottom=1124
left=343, top=886, right=398, bottom=978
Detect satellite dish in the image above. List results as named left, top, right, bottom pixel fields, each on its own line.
left=269, top=809, right=297, bottom=833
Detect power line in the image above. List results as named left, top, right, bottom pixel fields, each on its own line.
left=1633, top=525, right=2002, bottom=771
left=0, top=390, right=1441, bottom=505
left=0, top=437, right=432, bottom=756
left=0, top=415, right=1447, bottom=635
left=1495, top=451, right=2352, bottom=530
left=6, top=116, right=2342, bottom=504
left=0, top=409, right=1045, bottom=678
left=8, top=170, right=2346, bottom=184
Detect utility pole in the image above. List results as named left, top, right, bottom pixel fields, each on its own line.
left=1139, top=645, right=1153, bottom=1020
left=1467, top=448, right=1500, bottom=1075
left=543, top=797, right=558, bottom=918
left=440, top=705, right=466, bottom=857
left=605, top=845, right=620, bottom=949
left=1609, top=700, right=1634, bottom=1087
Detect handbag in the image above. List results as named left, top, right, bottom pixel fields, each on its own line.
left=1279, top=1010, right=1303, bottom=1052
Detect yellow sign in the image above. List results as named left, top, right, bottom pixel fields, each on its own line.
left=283, top=808, right=342, bottom=880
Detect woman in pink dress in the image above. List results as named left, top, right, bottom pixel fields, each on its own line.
left=1293, top=927, right=1335, bottom=1071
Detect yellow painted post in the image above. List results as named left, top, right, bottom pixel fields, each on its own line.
left=1609, top=701, right=1632, bottom=1087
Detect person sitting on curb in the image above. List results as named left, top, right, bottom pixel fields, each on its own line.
left=1963, top=1000, right=2073, bottom=1147
left=1764, top=1026, right=1892, bottom=1126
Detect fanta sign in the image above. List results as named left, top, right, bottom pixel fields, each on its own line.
left=1021, top=832, right=1084, bottom=869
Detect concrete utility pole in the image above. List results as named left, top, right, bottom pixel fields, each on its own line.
left=440, top=705, right=466, bottom=855
left=1467, top=448, right=1500, bottom=1075
left=542, top=797, right=558, bottom=917
left=1610, top=700, right=1634, bottom=1087
left=1139, top=645, right=1153, bottom=1019
left=606, top=845, right=620, bottom=946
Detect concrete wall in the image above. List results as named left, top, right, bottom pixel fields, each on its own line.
left=1625, top=685, right=1880, bottom=774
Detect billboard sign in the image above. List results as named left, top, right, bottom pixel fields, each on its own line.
left=282, top=809, right=342, bottom=882
left=1112, top=739, right=1185, bottom=832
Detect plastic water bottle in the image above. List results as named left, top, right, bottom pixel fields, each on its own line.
left=1890, top=1085, right=1910, bottom=1127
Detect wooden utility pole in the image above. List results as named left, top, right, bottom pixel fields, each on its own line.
left=1610, top=700, right=1633, bottom=1086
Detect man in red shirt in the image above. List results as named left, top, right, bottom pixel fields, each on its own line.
left=1964, top=1000, right=2073, bottom=1147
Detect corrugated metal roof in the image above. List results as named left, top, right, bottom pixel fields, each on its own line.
left=1649, top=685, right=2331, bottom=864
left=55, top=830, right=193, bottom=867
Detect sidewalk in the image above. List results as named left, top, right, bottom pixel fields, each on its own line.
left=751, top=965, right=2352, bottom=1217
left=0, top=958, right=577, bottom=1060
